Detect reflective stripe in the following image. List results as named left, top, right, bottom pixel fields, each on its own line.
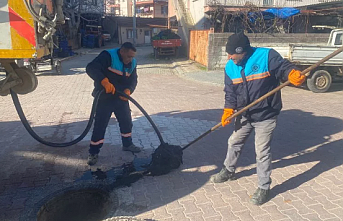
left=246, top=72, right=270, bottom=81
left=108, top=67, right=123, bottom=75
left=125, top=72, right=131, bottom=77
left=90, top=139, right=104, bottom=145
left=232, top=78, right=243, bottom=84
left=231, top=72, right=270, bottom=84
left=8, top=7, right=35, bottom=46
left=121, top=133, right=132, bottom=137
left=108, top=67, right=131, bottom=77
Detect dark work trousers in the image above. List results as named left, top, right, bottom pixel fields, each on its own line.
left=224, top=116, right=277, bottom=190
left=89, top=98, right=133, bottom=155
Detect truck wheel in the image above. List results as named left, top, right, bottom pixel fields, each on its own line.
left=55, top=60, right=62, bottom=74
left=175, top=47, right=179, bottom=58
left=154, top=48, right=159, bottom=59
left=12, top=67, right=38, bottom=94
left=307, top=69, right=332, bottom=93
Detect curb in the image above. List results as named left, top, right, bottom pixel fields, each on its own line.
left=58, top=49, right=93, bottom=63
left=169, top=59, right=224, bottom=87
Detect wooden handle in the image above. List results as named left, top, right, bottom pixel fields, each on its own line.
left=212, top=45, right=343, bottom=131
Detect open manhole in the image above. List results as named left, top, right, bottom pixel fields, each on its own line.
left=37, top=188, right=112, bottom=221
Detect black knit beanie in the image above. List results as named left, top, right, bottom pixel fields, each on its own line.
left=226, top=32, right=251, bottom=54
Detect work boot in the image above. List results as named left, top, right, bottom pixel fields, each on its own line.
left=87, top=154, right=98, bottom=166
left=122, top=144, right=141, bottom=153
left=250, top=187, right=270, bottom=205
left=210, top=166, right=235, bottom=183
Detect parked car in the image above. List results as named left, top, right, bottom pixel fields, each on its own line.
left=288, top=28, right=342, bottom=93
left=102, top=31, right=111, bottom=42
left=272, top=28, right=343, bottom=93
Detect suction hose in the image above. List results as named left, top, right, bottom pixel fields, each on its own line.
left=11, top=90, right=166, bottom=147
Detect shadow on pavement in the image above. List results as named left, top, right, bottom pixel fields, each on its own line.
left=327, top=81, right=343, bottom=92
left=1, top=107, right=343, bottom=219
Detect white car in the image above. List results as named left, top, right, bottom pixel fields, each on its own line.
left=102, top=31, right=111, bottom=42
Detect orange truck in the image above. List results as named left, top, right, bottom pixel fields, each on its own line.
left=152, top=39, right=182, bottom=59
left=0, top=0, right=64, bottom=96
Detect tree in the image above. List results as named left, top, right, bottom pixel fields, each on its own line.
left=207, top=0, right=291, bottom=34
left=63, top=0, right=82, bottom=42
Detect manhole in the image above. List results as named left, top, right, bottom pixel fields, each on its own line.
left=37, top=188, right=111, bottom=221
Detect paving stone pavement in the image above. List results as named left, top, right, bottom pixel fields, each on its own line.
left=1, top=45, right=343, bottom=221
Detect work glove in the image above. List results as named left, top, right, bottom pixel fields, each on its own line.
left=221, top=108, right=235, bottom=127
left=119, top=89, right=131, bottom=101
left=101, top=78, right=115, bottom=94
left=288, top=69, right=306, bottom=86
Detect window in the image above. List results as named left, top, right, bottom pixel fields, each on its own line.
left=127, top=29, right=133, bottom=39
left=161, top=5, right=168, bottom=15
left=92, top=0, right=98, bottom=5
left=109, top=0, right=115, bottom=4
left=263, top=0, right=273, bottom=6
left=127, top=30, right=137, bottom=39
left=334, top=33, right=342, bottom=46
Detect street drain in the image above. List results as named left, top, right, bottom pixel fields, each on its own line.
left=37, top=188, right=112, bottom=221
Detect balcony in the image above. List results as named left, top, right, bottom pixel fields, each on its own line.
left=136, top=8, right=154, bottom=17
left=205, top=0, right=342, bottom=7
left=109, top=4, right=120, bottom=7
left=136, top=0, right=154, bottom=5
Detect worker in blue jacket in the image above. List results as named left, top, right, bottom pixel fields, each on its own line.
left=211, top=32, right=306, bottom=205
left=86, top=42, right=141, bottom=166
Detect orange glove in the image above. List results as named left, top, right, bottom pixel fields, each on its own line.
left=221, top=108, right=234, bottom=127
left=119, top=89, right=131, bottom=101
left=288, top=69, right=306, bottom=86
left=101, top=78, right=115, bottom=94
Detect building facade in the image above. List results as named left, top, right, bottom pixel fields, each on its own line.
left=104, top=0, right=168, bottom=17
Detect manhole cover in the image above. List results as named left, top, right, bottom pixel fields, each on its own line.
left=37, top=188, right=111, bottom=221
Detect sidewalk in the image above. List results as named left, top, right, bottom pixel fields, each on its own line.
left=1, top=45, right=343, bottom=221
left=171, top=59, right=224, bottom=87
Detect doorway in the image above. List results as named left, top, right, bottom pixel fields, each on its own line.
left=144, top=30, right=151, bottom=44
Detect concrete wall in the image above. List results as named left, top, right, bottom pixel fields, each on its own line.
left=189, top=0, right=206, bottom=29
left=168, top=0, right=176, bottom=18
left=207, top=33, right=331, bottom=70
left=120, top=0, right=132, bottom=16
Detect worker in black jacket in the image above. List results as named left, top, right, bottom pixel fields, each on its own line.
left=86, top=42, right=141, bottom=166
left=211, top=33, right=306, bottom=205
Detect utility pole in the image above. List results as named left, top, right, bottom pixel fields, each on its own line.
left=133, top=0, right=137, bottom=46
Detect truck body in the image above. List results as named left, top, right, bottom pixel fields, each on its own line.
left=151, top=30, right=182, bottom=59
left=0, top=0, right=54, bottom=59
left=273, top=29, right=343, bottom=93
left=0, top=0, right=63, bottom=96
left=152, top=39, right=182, bottom=59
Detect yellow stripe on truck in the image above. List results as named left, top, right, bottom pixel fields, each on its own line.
left=11, top=27, right=35, bottom=50
left=8, top=0, right=34, bottom=28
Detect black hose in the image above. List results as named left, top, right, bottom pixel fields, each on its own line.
left=116, top=91, right=166, bottom=145
left=11, top=89, right=166, bottom=147
left=10, top=89, right=102, bottom=147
